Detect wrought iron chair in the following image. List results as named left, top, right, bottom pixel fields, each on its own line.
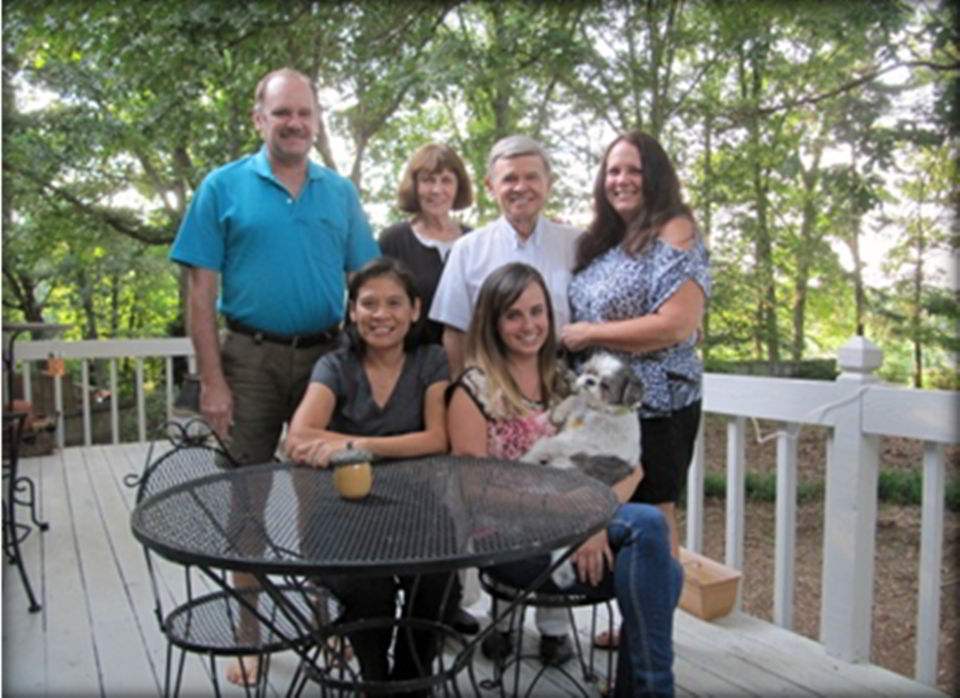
left=2, top=410, right=49, bottom=612
left=478, top=569, right=617, bottom=698
left=128, top=419, right=334, bottom=697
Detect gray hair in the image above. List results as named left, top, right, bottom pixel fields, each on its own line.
left=486, top=135, right=552, bottom=179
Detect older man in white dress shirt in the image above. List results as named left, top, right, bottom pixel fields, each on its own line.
left=429, top=134, right=581, bottom=666
left=430, top=135, right=581, bottom=377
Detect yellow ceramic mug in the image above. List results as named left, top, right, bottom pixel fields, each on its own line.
left=333, top=462, right=373, bottom=500
left=330, top=446, right=374, bottom=500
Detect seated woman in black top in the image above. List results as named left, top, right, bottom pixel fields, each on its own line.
left=287, top=257, right=450, bottom=695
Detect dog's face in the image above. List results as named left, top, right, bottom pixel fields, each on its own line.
left=574, top=353, right=644, bottom=408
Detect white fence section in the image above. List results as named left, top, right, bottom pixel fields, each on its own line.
left=6, top=333, right=958, bottom=686
left=10, top=337, right=195, bottom=446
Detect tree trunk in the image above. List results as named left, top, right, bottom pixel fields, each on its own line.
left=644, top=0, right=679, bottom=139
left=350, top=136, right=368, bottom=190
left=912, top=227, right=925, bottom=388
left=742, top=39, right=778, bottom=364
left=793, top=142, right=824, bottom=361
left=490, top=4, right=512, bottom=140
left=700, top=110, right=713, bottom=362
left=848, top=214, right=867, bottom=335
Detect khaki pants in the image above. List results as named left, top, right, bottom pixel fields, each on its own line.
left=220, top=330, right=338, bottom=465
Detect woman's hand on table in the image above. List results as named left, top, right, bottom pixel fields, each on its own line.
left=572, top=529, right=613, bottom=586
left=289, top=438, right=350, bottom=468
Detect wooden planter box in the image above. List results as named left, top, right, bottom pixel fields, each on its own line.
left=678, top=547, right=742, bottom=621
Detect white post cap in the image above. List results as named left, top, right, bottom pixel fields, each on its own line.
left=836, top=335, right=884, bottom=383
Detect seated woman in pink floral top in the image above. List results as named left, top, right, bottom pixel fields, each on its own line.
left=446, top=262, right=576, bottom=666
left=451, top=367, right=559, bottom=461
left=448, top=263, right=682, bottom=696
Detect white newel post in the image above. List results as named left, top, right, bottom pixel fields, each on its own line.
left=820, top=335, right=883, bottom=662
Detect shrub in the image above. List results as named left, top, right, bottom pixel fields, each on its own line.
left=689, top=470, right=956, bottom=511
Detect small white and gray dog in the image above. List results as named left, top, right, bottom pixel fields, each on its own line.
left=522, top=352, right=644, bottom=587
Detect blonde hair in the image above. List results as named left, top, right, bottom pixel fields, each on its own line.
left=464, top=263, right=564, bottom=418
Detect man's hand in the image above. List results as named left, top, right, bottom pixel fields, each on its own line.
left=200, top=377, right=233, bottom=438
left=572, top=529, right=613, bottom=586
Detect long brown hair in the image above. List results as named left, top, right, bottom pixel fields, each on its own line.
left=464, top=263, right=564, bottom=418
left=575, top=130, right=695, bottom=272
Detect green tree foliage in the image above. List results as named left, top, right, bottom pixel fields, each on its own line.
left=2, top=0, right=956, bottom=386
left=875, top=145, right=959, bottom=388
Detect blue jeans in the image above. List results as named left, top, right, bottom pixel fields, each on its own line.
left=486, top=504, right=683, bottom=697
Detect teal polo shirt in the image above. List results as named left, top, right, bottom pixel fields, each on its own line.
left=171, top=146, right=380, bottom=334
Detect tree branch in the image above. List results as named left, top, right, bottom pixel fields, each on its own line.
left=3, top=162, right=173, bottom=245
left=755, top=59, right=960, bottom=116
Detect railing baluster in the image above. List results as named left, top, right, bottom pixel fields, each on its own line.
left=725, top=415, right=746, bottom=613
left=773, top=421, right=797, bottom=630
left=22, top=360, right=32, bottom=404
left=53, top=372, right=64, bottom=448
left=165, top=356, right=174, bottom=421
left=685, top=415, right=706, bottom=553
left=81, top=359, right=92, bottom=446
left=135, top=357, right=145, bottom=443
left=916, top=441, right=945, bottom=686
left=110, top=359, right=119, bottom=444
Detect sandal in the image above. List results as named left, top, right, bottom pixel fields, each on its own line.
left=593, top=627, right=620, bottom=650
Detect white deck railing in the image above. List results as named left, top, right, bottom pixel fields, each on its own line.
left=8, top=333, right=958, bottom=687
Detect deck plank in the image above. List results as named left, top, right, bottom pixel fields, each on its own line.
left=37, top=447, right=103, bottom=696
left=105, top=440, right=222, bottom=696
left=60, top=445, right=159, bottom=696
left=706, top=612, right=945, bottom=697
left=3, top=444, right=947, bottom=698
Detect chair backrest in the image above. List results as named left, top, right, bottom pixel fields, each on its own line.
left=130, top=419, right=237, bottom=631
left=136, top=443, right=233, bottom=504
left=130, top=418, right=237, bottom=504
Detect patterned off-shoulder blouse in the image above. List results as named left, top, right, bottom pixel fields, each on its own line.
left=568, top=236, right=710, bottom=417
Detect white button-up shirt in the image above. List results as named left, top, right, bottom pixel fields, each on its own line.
left=429, top=215, right=582, bottom=332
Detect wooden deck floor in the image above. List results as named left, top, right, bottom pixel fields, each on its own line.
left=2, top=443, right=945, bottom=697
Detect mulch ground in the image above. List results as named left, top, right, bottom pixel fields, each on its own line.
left=677, top=416, right=959, bottom=695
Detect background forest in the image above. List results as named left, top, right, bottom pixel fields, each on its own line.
left=2, top=0, right=958, bottom=388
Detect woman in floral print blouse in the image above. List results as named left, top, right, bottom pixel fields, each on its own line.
left=562, top=131, right=710, bottom=650
left=448, top=261, right=684, bottom=696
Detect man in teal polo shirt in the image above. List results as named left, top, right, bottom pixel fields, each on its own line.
left=172, top=67, right=379, bottom=464
left=171, top=66, right=379, bottom=686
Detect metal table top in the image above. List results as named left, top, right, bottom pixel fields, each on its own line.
left=131, top=456, right=618, bottom=577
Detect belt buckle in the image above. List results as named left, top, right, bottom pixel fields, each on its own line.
left=291, top=334, right=302, bottom=348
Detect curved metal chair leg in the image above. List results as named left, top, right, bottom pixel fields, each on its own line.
left=12, top=475, right=48, bottom=530
left=481, top=576, right=617, bottom=698
left=2, top=498, right=41, bottom=612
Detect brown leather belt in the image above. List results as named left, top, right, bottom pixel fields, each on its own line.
left=226, top=318, right=339, bottom=348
